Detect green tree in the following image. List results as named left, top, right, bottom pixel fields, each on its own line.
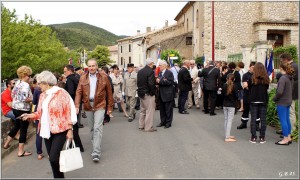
left=88, top=45, right=114, bottom=67
left=160, top=49, right=182, bottom=66
left=1, top=5, right=68, bottom=79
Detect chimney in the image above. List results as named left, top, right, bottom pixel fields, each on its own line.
left=137, top=30, right=140, bottom=35
left=146, top=27, right=151, bottom=33
left=165, top=20, right=168, bottom=28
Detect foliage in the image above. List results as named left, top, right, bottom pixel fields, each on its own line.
left=273, top=45, right=298, bottom=64
left=161, top=49, right=182, bottom=66
left=195, top=56, right=205, bottom=65
left=88, top=45, right=114, bottom=67
left=266, top=88, right=281, bottom=128
left=291, top=100, right=298, bottom=141
left=48, top=22, right=125, bottom=50
left=1, top=5, right=69, bottom=79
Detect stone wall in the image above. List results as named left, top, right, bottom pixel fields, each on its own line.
left=261, top=2, right=299, bottom=21
left=195, top=1, right=298, bottom=62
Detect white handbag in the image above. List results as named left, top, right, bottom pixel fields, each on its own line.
left=59, top=139, right=83, bottom=173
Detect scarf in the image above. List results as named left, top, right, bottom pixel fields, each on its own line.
left=40, top=86, right=77, bottom=139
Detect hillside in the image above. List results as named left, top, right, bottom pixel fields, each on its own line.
left=48, top=22, right=128, bottom=50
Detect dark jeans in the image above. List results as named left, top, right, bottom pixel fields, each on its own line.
left=178, top=90, right=189, bottom=113
left=250, top=103, right=267, bottom=138
left=35, top=120, right=43, bottom=155
left=44, top=131, right=67, bottom=178
left=8, top=109, right=30, bottom=143
left=203, top=89, right=217, bottom=114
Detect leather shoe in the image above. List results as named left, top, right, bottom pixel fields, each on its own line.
left=128, top=118, right=133, bottom=122
left=237, top=123, right=247, bottom=129
left=145, top=128, right=157, bottom=132
left=210, top=112, right=217, bottom=116
left=78, top=124, right=84, bottom=128
left=156, top=124, right=164, bottom=127
left=164, top=125, right=171, bottom=129
left=275, top=140, right=289, bottom=145
left=179, top=111, right=189, bottom=114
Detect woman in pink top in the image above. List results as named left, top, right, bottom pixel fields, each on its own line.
left=21, top=71, right=77, bottom=178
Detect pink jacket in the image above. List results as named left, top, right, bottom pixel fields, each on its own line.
left=33, top=89, right=73, bottom=134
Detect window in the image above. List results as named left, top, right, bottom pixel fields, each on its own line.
left=187, top=18, right=189, bottom=32
left=129, top=44, right=131, bottom=52
left=121, top=46, right=123, bottom=53
left=121, top=57, right=123, bottom=65
left=129, top=57, right=131, bottom=63
left=186, top=37, right=192, bottom=45
left=196, top=10, right=199, bottom=28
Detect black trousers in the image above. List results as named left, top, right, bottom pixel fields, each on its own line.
left=78, top=103, right=83, bottom=125
left=159, top=99, right=174, bottom=127
left=8, top=109, right=30, bottom=143
left=178, top=90, right=189, bottom=113
left=250, top=103, right=267, bottom=138
left=72, top=122, right=83, bottom=148
left=203, top=89, right=217, bottom=114
left=44, top=131, right=67, bottom=178
left=135, top=97, right=140, bottom=110
left=241, top=97, right=260, bottom=125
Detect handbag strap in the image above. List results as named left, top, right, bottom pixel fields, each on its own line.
left=208, top=67, right=216, bottom=75
left=65, top=139, right=76, bottom=150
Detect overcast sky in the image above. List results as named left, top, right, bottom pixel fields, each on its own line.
left=2, top=1, right=187, bottom=36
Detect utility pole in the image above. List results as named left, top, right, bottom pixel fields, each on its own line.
left=212, top=1, right=215, bottom=61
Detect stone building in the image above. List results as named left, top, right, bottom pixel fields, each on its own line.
left=191, top=1, right=299, bottom=70
left=117, top=1, right=298, bottom=70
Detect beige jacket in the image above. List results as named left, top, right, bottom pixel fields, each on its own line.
left=122, top=71, right=137, bottom=97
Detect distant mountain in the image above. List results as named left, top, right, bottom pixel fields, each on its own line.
left=48, top=22, right=128, bottom=50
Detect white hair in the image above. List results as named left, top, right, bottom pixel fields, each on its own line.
left=159, top=60, right=168, bottom=66
left=146, top=58, right=154, bottom=65
left=36, top=71, right=57, bottom=86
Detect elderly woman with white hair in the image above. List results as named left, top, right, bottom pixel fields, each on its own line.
left=20, top=70, right=77, bottom=178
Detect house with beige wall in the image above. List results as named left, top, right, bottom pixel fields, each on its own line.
left=108, top=45, right=118, bottom=65
left=117, top=1, right=298, bottom=69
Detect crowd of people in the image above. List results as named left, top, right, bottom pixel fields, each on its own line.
left=1, top=52, right=298, bottom=178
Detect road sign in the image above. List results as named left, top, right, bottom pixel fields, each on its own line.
left=169, top=54, right=175, bottom=57
left=170, top=57, right=178, bottom=60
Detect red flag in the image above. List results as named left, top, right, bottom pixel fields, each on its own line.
left=155, top=47, right=161, bottom=77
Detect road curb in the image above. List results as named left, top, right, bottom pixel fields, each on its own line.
left=1, top=127, right=36, bottom=159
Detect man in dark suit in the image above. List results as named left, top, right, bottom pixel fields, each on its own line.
left=63, top=65, right=84, bottom=152
left=156, top=60, right=175, bottom=128
left=137, top=58, right=157, bottom=132
left=198, top=60, right=220, bottom=116
left=177, top=60, right=193, bottom=114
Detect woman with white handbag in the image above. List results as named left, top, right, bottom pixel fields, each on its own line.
left=20, top=70, right=77, bottom=178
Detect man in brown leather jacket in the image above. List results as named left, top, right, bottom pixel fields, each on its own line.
left=75, top=58, right=114, bottom=162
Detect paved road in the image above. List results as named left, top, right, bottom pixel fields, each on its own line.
left=1, top=105, right=299, bottom=179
